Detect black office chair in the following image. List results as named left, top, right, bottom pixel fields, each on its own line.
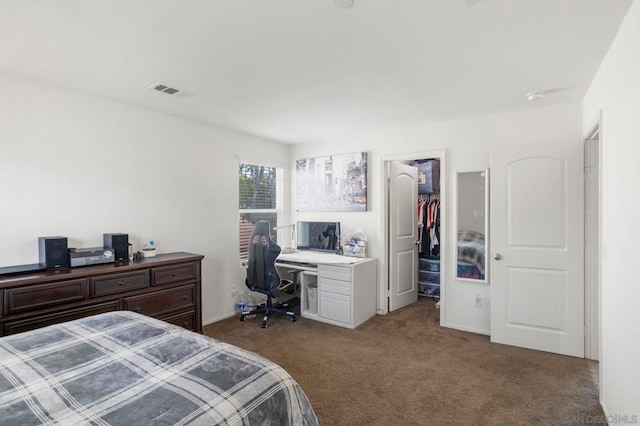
left=241, top=221, right=298, bottom=328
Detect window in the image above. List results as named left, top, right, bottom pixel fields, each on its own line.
left=239, top=163, right=283, bottom=261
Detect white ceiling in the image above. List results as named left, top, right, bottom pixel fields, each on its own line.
left=0, top=0, right=633, bottom=144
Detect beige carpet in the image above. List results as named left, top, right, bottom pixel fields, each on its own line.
left=203, top=297, right=603, bottom=425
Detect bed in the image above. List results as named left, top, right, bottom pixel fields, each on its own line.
left=0, top=311, right=318, bottom=425
left=457, top=230, right=486, bottom=280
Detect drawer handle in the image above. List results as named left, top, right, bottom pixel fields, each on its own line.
left=183, top=321, right=189, bottom=328
left=118, top=280, right=125, bottom=286
left=171, top=272, right=178, bottom=277
left=133, top=306, right=141, bottom=313
left=182, top=295, right=188, bottom=301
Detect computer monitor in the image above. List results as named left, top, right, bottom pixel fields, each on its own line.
left=296, top=221, right=341, bottom=253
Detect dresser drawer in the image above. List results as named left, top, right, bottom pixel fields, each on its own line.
left=161, top=310, right=196, bottom=331
left=91, top=271, right=149, bottom=297
left=152, top=263, right=197, bottom=286
left=124, top=284, right=195, bottom=317
left=4, top=301, right=120, bottom=335
left=5, top=279, right=86, bottom=314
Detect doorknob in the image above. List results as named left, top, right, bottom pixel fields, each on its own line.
left=493, top=253, right=503, bottom=261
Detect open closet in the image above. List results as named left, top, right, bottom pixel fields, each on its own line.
left=412, top=159, right=441, bottom=301
left=385, top=152, right=444, bottom=314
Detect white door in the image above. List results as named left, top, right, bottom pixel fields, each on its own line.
left=490, top=143, right=584, bottom=357
left=388, top=162, right=418, bottom=311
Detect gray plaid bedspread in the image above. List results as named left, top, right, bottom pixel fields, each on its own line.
left=457, top=230, right=486, bottom=275
left=0, top=311, right=318, bottom=425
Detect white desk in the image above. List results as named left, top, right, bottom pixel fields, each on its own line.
left=276, top=251, right=377, bottom=329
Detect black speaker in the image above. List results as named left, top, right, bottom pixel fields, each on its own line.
left=38, top=236, right=69, bottom=269
left=103, top=233, right=129, bottom=261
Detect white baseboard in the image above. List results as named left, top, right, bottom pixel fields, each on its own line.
left=601, top=400, right=610, bottom=425
left=442, top=322, right=490, bottom=336
left=202, top=311, right=237, bottom=326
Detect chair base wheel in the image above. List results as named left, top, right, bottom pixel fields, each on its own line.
left=239, top=293, right=299, bottom=328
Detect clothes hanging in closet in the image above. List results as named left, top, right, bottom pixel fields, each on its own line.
left=418, top=196, right=440, bottom=258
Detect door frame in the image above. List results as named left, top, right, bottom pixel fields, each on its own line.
left=584, top=121, right=601, bottom=362
left=584, top=111, right=602, bottom=406
left=380, top=150, right=447, bottom=319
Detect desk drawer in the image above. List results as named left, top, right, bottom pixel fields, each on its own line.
left=319, top=277, right=351, bottom=296
left=320, top=292, right=351, bottom=324
left=124, top=284, right=195, bottom=317
left=319, top=265, right=351, bottom=282
left=152, top=263, right=197, bottom=286
left=5, top=279, right=86, bottom=314
left=91, top=271, right=149, bottom=297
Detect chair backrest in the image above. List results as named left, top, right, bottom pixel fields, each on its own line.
left=245, top=221, right=282, bottom=294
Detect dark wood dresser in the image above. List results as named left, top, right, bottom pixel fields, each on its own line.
left=0, top=252, right=203, bottom=336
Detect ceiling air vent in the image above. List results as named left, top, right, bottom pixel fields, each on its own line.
left=147, top=82, right=194, bottom=99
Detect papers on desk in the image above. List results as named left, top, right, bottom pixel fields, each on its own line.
left=277, top=251, right=364, bottom=265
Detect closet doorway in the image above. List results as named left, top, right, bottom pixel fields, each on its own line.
left=584, top=123, right=601, bottom=361
left=381, top=150, right=446, bottom=320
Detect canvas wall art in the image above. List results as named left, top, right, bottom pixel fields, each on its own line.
left=296, top=152, right=367, bottom=212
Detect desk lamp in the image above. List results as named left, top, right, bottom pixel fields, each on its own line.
left=274, top=224, right=296, bottom=253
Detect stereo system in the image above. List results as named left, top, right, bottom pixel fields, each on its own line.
left=69, top=247, right=115, bottom=267
left=37, top=232, right=130, bottom=270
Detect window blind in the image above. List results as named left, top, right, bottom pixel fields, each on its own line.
left=239, top=164, right=282, bottom=261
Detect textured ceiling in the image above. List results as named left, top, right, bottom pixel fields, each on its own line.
left=0, top=0, right=633, bottom=144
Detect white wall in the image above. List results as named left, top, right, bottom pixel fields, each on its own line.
left=0, top=68, right=592, bottom=343
left=583, top=0, right=640, bottom=419
left=290, top=102, right=582, bottom=334
left=0, top=72, right=289, bottom=325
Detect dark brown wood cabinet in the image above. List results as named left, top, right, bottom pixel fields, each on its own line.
left=0, top=252, right=203, bottom=336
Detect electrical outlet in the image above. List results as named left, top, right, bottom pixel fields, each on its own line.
left=474, top=294, right=481, bottom=308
